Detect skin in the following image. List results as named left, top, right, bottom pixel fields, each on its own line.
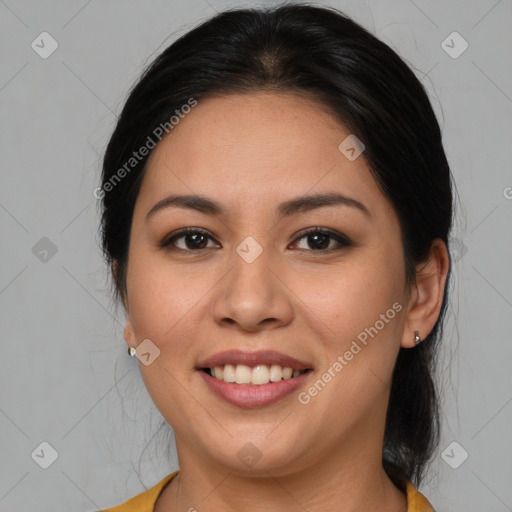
left=121, top=92, right=450, bottom=512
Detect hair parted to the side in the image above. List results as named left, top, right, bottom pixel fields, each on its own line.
left=99, top=3, right=454, bottom=490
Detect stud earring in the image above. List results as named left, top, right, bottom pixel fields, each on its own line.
left=128, top=346, right=137, bottom=357
left=413, top=331, right=421, bottom=345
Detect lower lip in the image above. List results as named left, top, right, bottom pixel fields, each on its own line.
left=198, top=370, right=312, bottom=408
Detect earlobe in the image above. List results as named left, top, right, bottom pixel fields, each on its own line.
left=124, top=321, right=136, bottom=348
left=116, top=259, right=133, bottom=346
left=401, top=238, right=450, bottom=349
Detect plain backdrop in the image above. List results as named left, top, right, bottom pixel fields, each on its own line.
left=1, top=0, right=511, bottom=511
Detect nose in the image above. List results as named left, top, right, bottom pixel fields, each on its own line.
left=211, top=241, right=294, bottom=333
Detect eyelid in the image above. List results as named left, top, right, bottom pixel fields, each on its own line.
left=289, top=226, right=352, bottom=251
left=161, top=226, right=352, bottom=253
left=160, top=227, right=219, bottom=249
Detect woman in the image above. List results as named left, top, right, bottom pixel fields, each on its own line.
left=98, top=4, right=453, bottom=511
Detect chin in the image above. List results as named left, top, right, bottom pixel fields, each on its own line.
left=193, top=431, right=310, bottom=476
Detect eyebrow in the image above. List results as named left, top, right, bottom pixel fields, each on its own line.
left=145, top=192, right=370, bottom=222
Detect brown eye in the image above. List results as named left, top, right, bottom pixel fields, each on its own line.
left=292, top=228, right=352, bottom=252
left=161, top=228, right=220, bottom=251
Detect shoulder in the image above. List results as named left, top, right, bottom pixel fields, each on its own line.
left=404, top=479, right=436, bottom=512
left=100, top=471, right=179, bottom=512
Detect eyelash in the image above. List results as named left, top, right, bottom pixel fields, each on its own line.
left=160, top=227, right=352, bottom=254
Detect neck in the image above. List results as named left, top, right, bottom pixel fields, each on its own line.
left=155, top=428, right=408, bottom=512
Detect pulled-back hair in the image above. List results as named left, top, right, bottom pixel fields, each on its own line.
left=100, top=3, right=454, bottom=489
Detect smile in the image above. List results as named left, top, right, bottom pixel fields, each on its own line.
left=202, top=364, right=308, bottom=385
left=196, top=350, right=314, bottom=408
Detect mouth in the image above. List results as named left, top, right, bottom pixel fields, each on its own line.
left=195, top=350, right=314, bottom=408
left=200, top=364, right=311, bottom=386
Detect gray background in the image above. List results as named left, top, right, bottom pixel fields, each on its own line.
left=1, top=0, right=511, bottom=510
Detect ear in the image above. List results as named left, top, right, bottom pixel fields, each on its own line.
left=123, top=320, right=137, bottom=348
left=113, top=258, right=134, bottom=347
left=401, top=238, right=450, bottom=348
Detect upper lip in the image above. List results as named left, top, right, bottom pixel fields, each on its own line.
left=196, top=350, right=313, bottom=371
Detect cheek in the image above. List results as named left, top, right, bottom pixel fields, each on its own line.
left=126, top=248, right=213, bottom=341
left=126, top=252, right=210, bottom=423
left=292, top=250, right=404, bottom=342
left=294, top=261, right=405, bottom=424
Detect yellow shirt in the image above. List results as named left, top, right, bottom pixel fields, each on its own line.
left=101, top=471, right=435, bottom=511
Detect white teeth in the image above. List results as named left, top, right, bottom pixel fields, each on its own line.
left=269, top=364, right=283, bottom=382
left=282, top=367, right=293, bottom=379
left=235, top=364, right=251, bottom=384
left=208, top=364, right=305, bottom=385
left=223, top=364, right=236, bottom=383
left=251, top=365, right=269, bottom=385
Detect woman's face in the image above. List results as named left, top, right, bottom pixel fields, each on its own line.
left=123, top=92, right=415, bottom=475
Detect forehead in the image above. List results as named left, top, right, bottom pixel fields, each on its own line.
left=136, top=92, right=391, bottom=220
